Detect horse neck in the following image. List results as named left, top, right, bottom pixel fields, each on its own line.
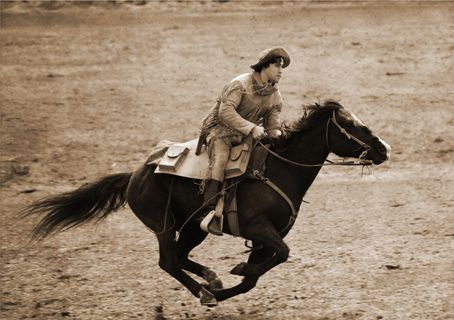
left=266, top=122, right=330, bottom=207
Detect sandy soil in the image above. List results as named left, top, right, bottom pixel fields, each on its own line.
left=1, top=1, right=453, bottom=319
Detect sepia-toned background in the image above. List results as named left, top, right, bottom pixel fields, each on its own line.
left=1, top=1, right=453, bottom=319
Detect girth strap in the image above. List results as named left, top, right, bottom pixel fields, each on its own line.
left=250, top=169, right=298, bottom=235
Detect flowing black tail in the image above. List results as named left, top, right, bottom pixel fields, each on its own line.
left=20, top=172, right=133, bottom=241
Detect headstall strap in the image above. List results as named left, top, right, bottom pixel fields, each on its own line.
left=329, top=110, right=371, bottom=153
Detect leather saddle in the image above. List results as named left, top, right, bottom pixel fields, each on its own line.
left=146, top=136, right=254, bottom=180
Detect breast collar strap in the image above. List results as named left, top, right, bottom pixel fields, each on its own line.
left=250, top=169, right=299, bottom=235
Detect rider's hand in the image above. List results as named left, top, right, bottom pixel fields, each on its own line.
left=267, top=129, right=282, bottom=139
left=251, top=126, right=267, bottom=140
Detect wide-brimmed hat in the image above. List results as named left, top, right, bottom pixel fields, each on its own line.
left=250, top=47, right=291, bottom=70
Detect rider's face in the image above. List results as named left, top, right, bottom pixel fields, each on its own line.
left=263, top=58, right=284, bottom=84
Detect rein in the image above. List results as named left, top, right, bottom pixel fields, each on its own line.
left=259, top=110, right=373, bottom=167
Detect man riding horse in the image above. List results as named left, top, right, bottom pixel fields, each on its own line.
left=197, top=47, right=291, bottom=235
left=21, top=46, right=392, bottom=307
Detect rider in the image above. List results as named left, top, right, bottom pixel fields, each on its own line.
left=198, top=47, right=291, bottom=235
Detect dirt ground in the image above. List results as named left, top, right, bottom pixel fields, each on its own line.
left=1, top=1, right=453, bottom=319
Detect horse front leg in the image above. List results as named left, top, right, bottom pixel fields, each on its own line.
left=230, top=221, right=289, bottom=277
left=176, top=224, right=223, bottom=290
left=210, top=243, right=274, bottom=302
left=156, top=230, right=218, bottom=306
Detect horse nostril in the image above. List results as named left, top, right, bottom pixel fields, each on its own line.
left=377, top=144, right=387, bottom=155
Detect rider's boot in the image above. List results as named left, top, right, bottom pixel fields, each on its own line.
left=199, top=179, right=223, bottom=236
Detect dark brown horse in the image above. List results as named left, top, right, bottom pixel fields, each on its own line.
left=22, top=100, right=390, bottom=306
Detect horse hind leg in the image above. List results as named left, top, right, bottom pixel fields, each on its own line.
left=127, top=168, right=217, bottom=306
left=176, top=224, right=223, bottom=290
left=157, top=230, right=218, bottom=307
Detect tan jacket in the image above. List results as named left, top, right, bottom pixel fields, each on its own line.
left=201, top=72, right=283, bottom=143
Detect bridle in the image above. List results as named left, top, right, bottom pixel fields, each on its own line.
left=326, top=110, right=371, bottom=164
left=259, top=109, right=373, bottom=167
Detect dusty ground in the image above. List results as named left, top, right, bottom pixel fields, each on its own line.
left=1, top=1, right=453, bottom=319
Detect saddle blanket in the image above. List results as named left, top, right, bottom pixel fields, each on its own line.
left=145, top=137, right=254, bottom=180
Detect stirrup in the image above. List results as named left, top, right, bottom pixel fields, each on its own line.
left=200, top=210, right=223, bottom=236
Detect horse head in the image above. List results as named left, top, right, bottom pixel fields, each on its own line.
left=323, top=100, right=391, bottom=165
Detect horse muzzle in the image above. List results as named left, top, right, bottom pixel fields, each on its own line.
left=369, top=136, right=391, bottom=164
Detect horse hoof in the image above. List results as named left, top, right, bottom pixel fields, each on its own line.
left=230, top=262, right=247, bottom=276
left=202, top=269, right=223, bottom=290
left=198, top=287, right=218, bottom=307
left=208, top=278, right=223, bottom=290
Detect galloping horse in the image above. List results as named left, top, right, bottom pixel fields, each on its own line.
left=22, top=100, right=390, bottom=306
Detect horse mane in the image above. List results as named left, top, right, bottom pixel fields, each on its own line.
left=281, top=99, right=343, bottom=140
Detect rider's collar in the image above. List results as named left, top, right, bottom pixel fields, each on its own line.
left=252, top=72, right=277, bottom=96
